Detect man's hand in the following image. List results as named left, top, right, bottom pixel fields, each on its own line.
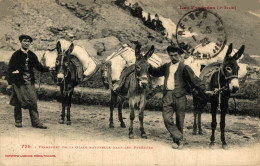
left=205, top=91, right=215, bottom=97
left=6, top=85, right=12, bottom=92
left=12, top=70, right=19, bottom=74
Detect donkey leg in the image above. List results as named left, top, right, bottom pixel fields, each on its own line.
left=66, top=106, right=71, bottom=125
left=66, top=93, right=73, bottom=125
left=198, top=111, right=203, bottom=135
left=139, top=98, right=147, bottom=139
left=109, top=91, right=117, bottom=128
left=59, top=100, right=65, bottom=124
left=59, top=86, right=65, bottom=124
left=193, top=108, right=198, bottom=135
left=139, top=114, right=147, bottom=139
left=118, top=100, right=126, bottom=128
left=129, top=99, right=135, bottom=139
left=220, top=103, right=228, bottom=149
left=210, top=102, right=218, bottom=148
left=193, top=96, right=200, bottom=135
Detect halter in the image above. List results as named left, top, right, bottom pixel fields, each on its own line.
left=216, top=63, right=238, bottom=111
left=57, top=52, right=71, bottom=97
left=220, top=66, right=238, bottom=80
left=134, top=62, right=149, bottom=92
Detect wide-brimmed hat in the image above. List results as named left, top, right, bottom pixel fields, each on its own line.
left=19, top=35, right=33, bottom=43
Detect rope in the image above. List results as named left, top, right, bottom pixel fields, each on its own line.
left=106, top=45, right=128, bottom=62
left=232, top=97, right=237, bottom=116
left=80, top=85, right=83, bottom=98
left=38, top=72, right=41, bottom=89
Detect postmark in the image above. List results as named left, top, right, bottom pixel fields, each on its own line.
left=176, top=8, right=227, bottom=59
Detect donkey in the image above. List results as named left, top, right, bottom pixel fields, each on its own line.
left=109, top=43, right=154, bottom=139
left=193, top=43, right=245, bottom=149
left=55, top=42, right=80, bottom=125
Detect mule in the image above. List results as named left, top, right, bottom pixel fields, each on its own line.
left=109, top=43, right=154, bottom=139
left=192, top=43, right=245, bottom=149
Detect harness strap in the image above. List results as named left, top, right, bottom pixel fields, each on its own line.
left=217, top=66, right=222, bottom=112
left=221, top=66, right=238, bottom=80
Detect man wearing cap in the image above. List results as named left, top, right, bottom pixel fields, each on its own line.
left=6, top=35, right=49, bottom=129
left=149, top=45, right=211, bottom=149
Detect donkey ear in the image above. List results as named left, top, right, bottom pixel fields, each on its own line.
left=135, top=42, right=142, bottom=60
left=65, top=43, right=74, bottom=55
left=225, top=43, right=233, bottom=59
left=144, top=45, right=155, bottom=60
left=56, top=41, right=62, bottom=54
left=227, top=43, right=233, bottom=55
left=233, top=45, right=245, bottom=60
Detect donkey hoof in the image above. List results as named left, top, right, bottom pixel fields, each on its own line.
left=141, top=133, right=147, bottom=139
left=120, top=123, right=126, bottom=128
left=222, top=143, right=228, bottom=150
left=59, top=120, right=64, bottom=124
left=199, top=130, right=203, bottom=135
left=129, top=133, right=134, bottom=139
left=66, top=121, right=71, bottom=125
left=192, top=131, right=197, bottom=135
left=109, top=123, right=114, bottom=128
left=209, top=142, right=215, bottom=149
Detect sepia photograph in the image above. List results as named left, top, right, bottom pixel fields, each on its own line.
left=0, top=0, right=259, bottom=165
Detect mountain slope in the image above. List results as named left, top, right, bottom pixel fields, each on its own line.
left=0, top=0, right=259, bottom=57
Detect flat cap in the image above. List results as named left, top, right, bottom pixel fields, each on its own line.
left=19, top=34, right=33, bottom=43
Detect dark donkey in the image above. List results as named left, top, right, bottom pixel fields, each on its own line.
left=55, top=42, right=79, bottom=125
left=193, top=43, right=245, bottom=149
left=109, top=44, right=154, bottom=139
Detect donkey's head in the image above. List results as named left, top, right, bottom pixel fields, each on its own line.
left=55, top=41, right=74, bottom=83
left=134, top=43, right=154, bottom=89
left=222, top=43, right=245, bottom=93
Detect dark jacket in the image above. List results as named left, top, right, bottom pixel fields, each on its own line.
left=149, top=62, right=205, bottom=97
left=7, top=49, right=49, bottom=85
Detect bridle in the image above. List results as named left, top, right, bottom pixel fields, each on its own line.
left=56, top=52, right=71, bottom=97
left=220, top=65, right=238, bottom=80
left=216, top=62, right=238, bottom=111
left=134, top=59, right=150, bottom=90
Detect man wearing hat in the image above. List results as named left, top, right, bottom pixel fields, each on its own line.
left=6, top=35, right=50, bottom=129
left=149, top=45, right=211, bottom=149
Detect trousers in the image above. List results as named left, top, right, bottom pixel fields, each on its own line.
left=162, top=90, right=187, bottom=142
left=14, top=107, right=40, bottom=126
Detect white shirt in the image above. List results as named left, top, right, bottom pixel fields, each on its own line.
left=21, top=48, right=29, bottom=54
left=166, top=62, right=180, bottom=90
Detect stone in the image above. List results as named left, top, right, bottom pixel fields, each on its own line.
left=66, top=3, right=76, bottom=10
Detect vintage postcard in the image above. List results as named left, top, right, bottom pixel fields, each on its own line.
left=0, top=0, right=259, bottom=165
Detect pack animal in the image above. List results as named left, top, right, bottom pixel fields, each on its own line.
left=55, top=41, right=98, bottom=125
left=192, top=44, right=245, bottom=149
left=108, top=44, right=154, bottom=139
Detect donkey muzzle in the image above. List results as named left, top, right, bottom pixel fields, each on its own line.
left=57, top=73, right=64, bottom=82
left=229, top=78, right=239, bottom=93
left=139, top=76, right=148, bottom=88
